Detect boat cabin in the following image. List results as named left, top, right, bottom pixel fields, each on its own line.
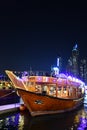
left=22, top=75, right=85, bottom=99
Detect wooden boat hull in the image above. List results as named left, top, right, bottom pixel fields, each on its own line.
left=17, top=88, right=84, bottom=116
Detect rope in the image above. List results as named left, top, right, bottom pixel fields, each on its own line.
left=0, top=90, right=16, bottom=99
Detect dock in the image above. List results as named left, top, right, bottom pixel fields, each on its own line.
left=0, top=103, right=20, bottom=114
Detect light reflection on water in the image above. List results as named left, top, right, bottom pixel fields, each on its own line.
left=0, top=94, right=87, bottom=130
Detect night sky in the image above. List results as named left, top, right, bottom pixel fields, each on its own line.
left=0, top=1, right=87, bottom=74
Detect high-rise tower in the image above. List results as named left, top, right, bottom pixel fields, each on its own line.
left=66, top=44, right=79, bottom=77
left=72, top=44, right=79, bottom=77
left=80, top=59, right=87, bottom=83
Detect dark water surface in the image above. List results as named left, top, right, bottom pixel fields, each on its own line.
left=0, top=93, right=87, bottom=130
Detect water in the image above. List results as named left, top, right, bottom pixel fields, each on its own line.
left=0, top=94, right=87, bottom=130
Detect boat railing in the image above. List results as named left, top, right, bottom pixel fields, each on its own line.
left=21, top=71, right=51, bottom=77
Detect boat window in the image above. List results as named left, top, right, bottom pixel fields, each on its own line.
left=35, top=85, right=42, bottom=93
left=64, top=86, right=66, bottom=91
left=78, top=87, right=82, bottom=93
left=50, top=86, right=56, bottom=91
left=26, top=82, right=34, bottom=86
left=58, top=87, right=61, bottom=91
left=30, top=82, right=34, bottom=85
left=42, top=86, right=48, bottom=91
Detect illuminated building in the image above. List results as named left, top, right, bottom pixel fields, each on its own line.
left=66, top=43, right=87, bottom=85
left=57, top=55, right=62, bottom=73
left=51, top=56, right=62, bottom=77
left=66, top=44, right=79, bottom=77
left=66, top=57, right=73, bottom=75
left=79, top=59, right=87, bottom=84
left=72, top=44, right=79, bottom=77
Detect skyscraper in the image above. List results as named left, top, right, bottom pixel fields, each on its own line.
left=66, top=44, right=79, bottom=77
left=79, top=59, right=87, bottom=84
left=72, top=44, right=79, bottom=77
